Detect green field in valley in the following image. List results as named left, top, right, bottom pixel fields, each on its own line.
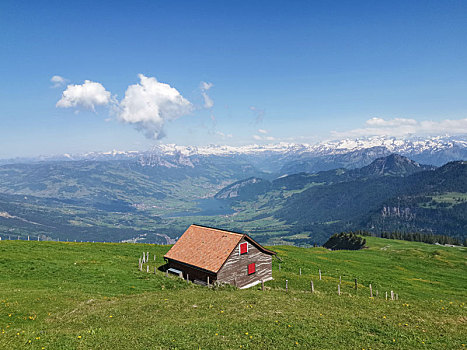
left=0, top=237, right=465, bottom=349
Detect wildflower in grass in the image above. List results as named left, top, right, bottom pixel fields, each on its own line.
left=220, top=310, right=224, bottom=313
left=109, top=315, right=113, bottom=318
left=288, top=325, right=292, bottom=328
left=36, top=337, right=40, bottom=340
left=28, top=340, right=31, bottom=343
left=8, top=314, right=11, bottom=317
left=215, top=333, right=218, bottom=336
left=404, top=323, right=408, bottom=326
left=250, top=336, right=252, bottom=339
left=382, top=316, right=386, bottom=319
left=77, top=335, right=82, bottom=339
left=16, top=333, right=20, bottom=336
left=245, top=332, right=248, bottom=335
left=393, top=339, right=395, bottom=342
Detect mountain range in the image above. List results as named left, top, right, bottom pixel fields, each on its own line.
left=214, top=155, right=467, bottom=244
left=2, top=136, right=467, bottom=173
left=0, top=136, right=465, bottom=245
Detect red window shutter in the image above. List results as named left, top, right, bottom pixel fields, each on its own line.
left=240, top=242, right=248, bottom=255
left=248, top=263, right=256, bottom=275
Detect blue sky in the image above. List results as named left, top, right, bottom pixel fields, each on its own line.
left=1, top=0, right=467, bottom=157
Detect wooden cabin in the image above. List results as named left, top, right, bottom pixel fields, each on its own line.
left=163, top=224, right=276, bottom=289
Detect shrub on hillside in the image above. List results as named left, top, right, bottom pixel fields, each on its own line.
left=323, top=232, right=366, bottom=250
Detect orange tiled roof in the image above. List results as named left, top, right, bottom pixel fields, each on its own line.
left=164, top=225, right=265, bottom=273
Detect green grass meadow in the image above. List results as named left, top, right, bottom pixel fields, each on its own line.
left=0, top=237, right=465, bottom=349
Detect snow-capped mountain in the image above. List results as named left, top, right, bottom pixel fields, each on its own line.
left=150, top=136, right=467, bottom=157
left=1, top=136, right=466, bottom=172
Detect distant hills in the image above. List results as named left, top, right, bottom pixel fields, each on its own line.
left=0, top=137, right=465, bottom=245
left=2, top=135, right=467, bottom=173
left=214, top=155, right=467, bottom=244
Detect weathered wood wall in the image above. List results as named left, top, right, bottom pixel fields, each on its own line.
left=167, top=259, right=216, bottom=283
left=217, top=237, right=272, bottom=288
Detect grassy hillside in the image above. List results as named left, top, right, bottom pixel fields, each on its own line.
left=0, top=237, right=465, bottom=349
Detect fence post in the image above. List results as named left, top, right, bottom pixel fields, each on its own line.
left=310, top=280, right=314, bottom=293
left=279, top=264, right=281, bottom=271
left=369, top=284, right=373, bottom=297
left=338, top=284, right=341, bottom=295
left=154, top=267, right=157, bottom=274
left=385, top=292, right=388, bottom=300
left=319, top=269, right=321, bottom=280
left=299, top=268, right=301, bottom=276
left=339, top=275, right=342, bottom=284
left=354, top=278, right=358, bottom=290
left=396, top=293, right=398, bottom=300
left=147, top=265, right=149, bottom=273
left=187, top=274, right=189, bottom=282
left=286, top=279, right=288, bottom=292
left=391, top=290, right=394, bottom=300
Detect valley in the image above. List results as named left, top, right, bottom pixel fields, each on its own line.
left=0, top=138, right=466, bottom=245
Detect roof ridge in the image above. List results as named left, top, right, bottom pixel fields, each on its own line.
left=190, top=224, right=244, bottom=236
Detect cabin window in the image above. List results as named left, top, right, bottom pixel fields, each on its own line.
left=248, top=262, right=256, bottom=275
left=240, top=242, right=248, bottom=255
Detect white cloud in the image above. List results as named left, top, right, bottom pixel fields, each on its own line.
left=250, top=106, right=265, bottom=124
left=332, top=117, right=467, bottom=138
left=215, top=131, right=232, bottom=139
left=50, top=75, right=67, bottom=88
left=253, top=134, right=262, bottom=140
left=56, top=80, right=112, bottom=110
left=258, top=129, right=268, bottom=134
left=117, top=74, right=193, bottom=139
left=252, top=134, right=275, bottom=141
left=201, top=81, right=213, bottom=91
left=200, top=81, right=214, bottom=109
